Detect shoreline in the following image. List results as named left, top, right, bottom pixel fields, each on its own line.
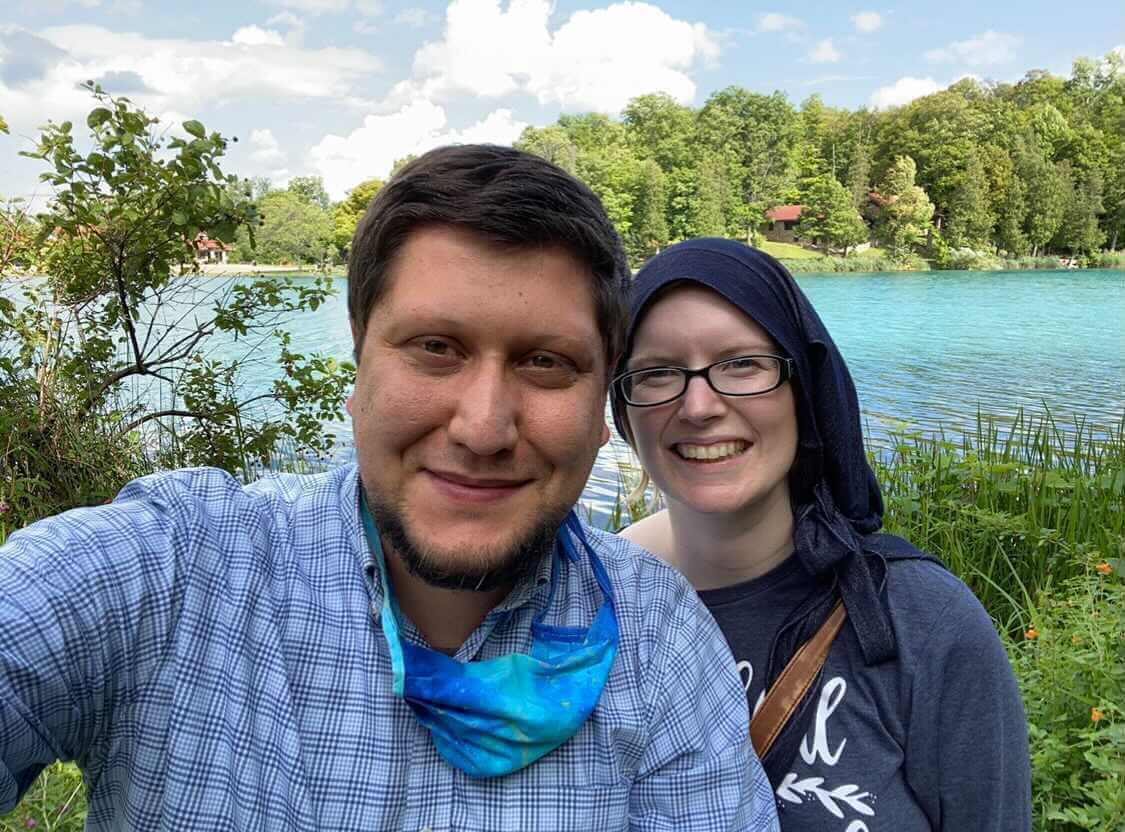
left=193, top=261, right=1125, bottom=279
left=197, top=262, right=342, bottom=276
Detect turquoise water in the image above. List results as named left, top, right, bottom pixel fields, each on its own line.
left=210, top=268, right=1122, bottom=519
left=17, top=269, right=1121, bottom=518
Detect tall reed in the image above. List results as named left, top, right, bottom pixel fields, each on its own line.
left=872, top=410, right=1125, bottom=633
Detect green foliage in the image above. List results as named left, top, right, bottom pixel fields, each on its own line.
left=875, top=156, right=935, bottom=261
left=0, top=375, right=148, bottom=545
left=332, top=177, right=384, bottom=258
left=944, top=150, right=995, bottom=249
left=797, top=174, right=869, bottom=254
left=1053, top=164, right=1106, bottom=255
left=286, top=175, right=331, bottom=211
left=0, top=762, right=86, bottom=832
left=237, top=190, right=333, bottom=265
left=874, top=410, right=1125, bottom=632
left=626, top=160, right=669, bottom=262
left=1, top=85, right=354, bottom=493
left=778, top=253, right=916, bottom=273
left=1009, top=561, right=1125, bottom=830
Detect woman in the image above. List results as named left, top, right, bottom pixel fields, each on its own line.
left=611, top=238, right=1030, bottom=830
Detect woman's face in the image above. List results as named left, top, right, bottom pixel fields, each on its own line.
left=624, top=285, right=799, bottom=518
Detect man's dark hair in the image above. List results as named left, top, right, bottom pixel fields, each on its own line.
left=347, top=144, right=630, bottom=369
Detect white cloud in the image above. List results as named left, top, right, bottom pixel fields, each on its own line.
left=803, top=74, right=871, bottom=85
left=0, top=23, right=382, bottom=136
left=809, top=38, right=841, bottom=63
left=395, top=7, right=437, bottom=26
left=267, top=11, right=304, bottom=26
left=355, top=0, right=383, bottom=15
left=868, top=76, right=942, bottom=109
left=925, top=30, right=1020, bottom=66
left=756, top=12, right=803, bottom=32
left=309, top=101, right=527, bottom=198
left=231, top=25, right=286, bottom=47
left=264, top=0, right=349, bottom=13
left=387, top=0, right=718, bottom=114
left=851, top=11, right=882, bottom=33
left=248, top=128, right=287, bottom=165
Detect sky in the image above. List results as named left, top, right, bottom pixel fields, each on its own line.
left=1, top=0, right=1122, bottom=204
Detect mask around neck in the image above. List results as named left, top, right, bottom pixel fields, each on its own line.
left=360, top=498, right=619, bottom=778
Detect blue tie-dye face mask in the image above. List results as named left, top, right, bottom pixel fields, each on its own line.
left=360, top=501, right=619, bottom=779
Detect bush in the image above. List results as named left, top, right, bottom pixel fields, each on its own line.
left=778, top=253, right=919, bottom=273
left=997, top=255, right=1067, bottom=270
left=1007, top=558, right=1125, bottom=830
left=942, top=247, right=1003, bottom=270
left=0, top=762, right=86, bottom=832
left=0, top=377, right=148, bottom=546
left=1089, top=251, right=1125, bottom=269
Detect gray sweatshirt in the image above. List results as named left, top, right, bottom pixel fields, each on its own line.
left=698, top=554, right=1032, bottom=831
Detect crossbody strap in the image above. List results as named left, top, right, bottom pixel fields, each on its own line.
left=750, top=599, right=847, bottom=759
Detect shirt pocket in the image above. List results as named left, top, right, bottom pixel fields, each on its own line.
left=452, top=781, right=630, bottom=831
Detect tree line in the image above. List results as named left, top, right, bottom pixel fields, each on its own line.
left=246, top=51, right=1120, bottom=269
left=513, top=51, right=1124, bottom=266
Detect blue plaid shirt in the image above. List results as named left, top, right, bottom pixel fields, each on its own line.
left=0, top=465, right=778, bottom=831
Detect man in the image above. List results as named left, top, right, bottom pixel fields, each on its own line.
left=0, top=145, right=778, bottom=830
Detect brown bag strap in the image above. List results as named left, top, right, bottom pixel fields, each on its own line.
left=750, top=600, right=847, bottom=760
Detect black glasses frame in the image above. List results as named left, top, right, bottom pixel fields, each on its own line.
left=614, top=354, right=795, bottom=408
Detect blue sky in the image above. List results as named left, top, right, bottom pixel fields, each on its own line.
left=2, top=0, right=1122, bottom=203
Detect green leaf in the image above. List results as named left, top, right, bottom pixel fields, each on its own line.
left=172, top=210, right=188, bottom=226
left=183, top=120, right=206, bottom=139
left=87, top=108, right=112, bottom=129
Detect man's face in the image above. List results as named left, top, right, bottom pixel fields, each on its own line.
left=350, top=225, right=611, bottom=589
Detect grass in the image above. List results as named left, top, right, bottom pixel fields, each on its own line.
left=872, top=410, right=1125, bottom=634
left=759, top=240, right=822, bottom=259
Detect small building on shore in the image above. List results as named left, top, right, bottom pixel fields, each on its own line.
left=764, top=204, right=803, bottom=243
left=194, top=233, right=234, bottom=264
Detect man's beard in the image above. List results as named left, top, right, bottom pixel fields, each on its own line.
left=364, top=487, right=564, bottom=592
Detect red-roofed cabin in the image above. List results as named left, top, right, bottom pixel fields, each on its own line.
left=765, top=204, right=803, bottom=243
left=194, top=233, right=234, bottom=264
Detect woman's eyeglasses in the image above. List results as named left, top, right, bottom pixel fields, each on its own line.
left=614, top=355, right=794, bottom=407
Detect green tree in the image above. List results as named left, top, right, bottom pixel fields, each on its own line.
left=696, top=88, right=800, bottom=239
left=846, top=137, right=873, bottom=211
left=1053, top=163, right=1106, bottom=256
left=3, top=84, right=353, bottom=485
left=626, top=159, right=668, bottom=263
left=798, top=174, right=869, bottom=255
left=287, top=175, right=331, bottom=210
left=944, top=151, right=995, bottom=250
left=239, top=190, right=334, bottom=265
left=1019, top=147, right=1067, bottom=256
left=622, top=93, right=696, bottom=170
left=332, top=177, right=384, bottom=258
left=876, top=155, right=935, bottom=261
left=685, top=155, right=730, bottom=238
left=516, top=125, right=579, bottom=173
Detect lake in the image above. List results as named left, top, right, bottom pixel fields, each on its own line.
left=188, top=267, right=1119, bottom=521
left=21, top=268, right=1115, bottom=520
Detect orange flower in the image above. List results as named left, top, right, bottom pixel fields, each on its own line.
left=1096, top=562, right=1113, bottom=575
left=1024, top=627, right=1039, bottom=640
left=1091, top=707, right=1105, bottom=722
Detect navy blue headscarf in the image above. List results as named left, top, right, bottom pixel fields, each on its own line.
left=611, top=237, right=899, bottom=673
